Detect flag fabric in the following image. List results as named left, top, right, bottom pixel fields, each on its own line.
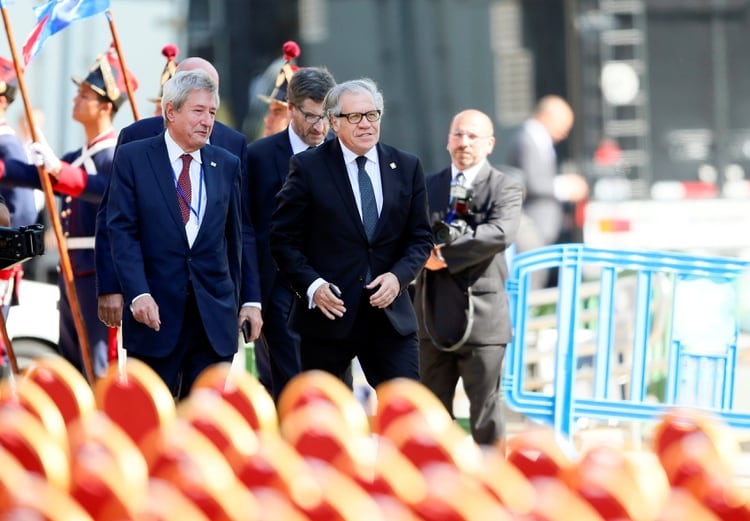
left=22, top=0, right=111, bottom=67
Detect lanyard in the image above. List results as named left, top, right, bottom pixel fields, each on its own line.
left=174, top=163, right=204, bottom=222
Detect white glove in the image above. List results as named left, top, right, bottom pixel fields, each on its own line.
left=29, top=140, right=61, bottom=174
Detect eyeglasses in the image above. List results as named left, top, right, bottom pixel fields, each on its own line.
left=335, top=110, right=382, bottom=124
left=295, top=105, right=327, bottom=125
left=450, top=131, right=492, bottom=142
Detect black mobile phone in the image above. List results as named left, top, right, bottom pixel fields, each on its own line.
left=241, top=320, right=251, bottom=343
left=329, top=283, right=342, bottom=299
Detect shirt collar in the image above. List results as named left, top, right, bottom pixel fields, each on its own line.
left=339, top=141, right=377, bottom=166
left=451, top=160, right=485, bottom=187
left=287, top=125, right=321, bottom=155
left=165, top=129, right=202, bottom=164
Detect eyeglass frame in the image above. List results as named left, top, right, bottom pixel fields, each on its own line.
left=449, top=130, right=493, bottom=142
left=294, top=105, right=327, bottom=125
left=334, top=110, right=382, bottom=124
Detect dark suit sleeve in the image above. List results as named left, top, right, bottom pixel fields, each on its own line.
left=269, top=154, right=319, bottom=294
left=95, top=121, right=164, bottom=296
left=239, top=141, right=262, bottom=304
left=388, top=156, right=433, bottom=291
left=441, top=170, right=523, bottom=274
left=95, top=126, right=132, bottom=296
left=107, top=144, right=151, bottom=301
left=227, top=156, right=243, bottom=306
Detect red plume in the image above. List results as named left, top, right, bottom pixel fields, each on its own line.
left=161, top=44, right=179, bottom=61
left=282, top=40, right=301, bottom=62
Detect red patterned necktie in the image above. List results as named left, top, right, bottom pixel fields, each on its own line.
left=177, top=153, right=192, bottom=224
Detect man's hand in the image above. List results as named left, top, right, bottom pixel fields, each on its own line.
left=313, top=283, right=346, bottom=320
left=366, top=272, right=400, bottom=309
left=98, top=293, right=124, bottom=327
left=238, top=306, right=263, bottom=342
left=131, top=295, right=160, bottom=331
left=0, top=202, right=9, bottom=227
left=424, top=246, right=447, bottom=271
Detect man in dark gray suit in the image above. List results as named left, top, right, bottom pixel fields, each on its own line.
left=506, top=95, right=574, bottom=247
left=415, top=109, right=523, bottom=446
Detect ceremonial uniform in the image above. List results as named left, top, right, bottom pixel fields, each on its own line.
left=0, top=123, right=38, bottom=310
left=0, top=129, right=117, bottom=376
left=0, top=57, right=39, bottom=315
left=0, top=44, right=137, bottom=378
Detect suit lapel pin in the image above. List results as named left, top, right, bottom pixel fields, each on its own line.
left=389, top=162, right=397, bottom=170
left=210, top=161, right=217, bottom=167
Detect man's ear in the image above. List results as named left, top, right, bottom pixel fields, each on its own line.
left=164, top=102, right=175, bottom=122
left=329, top=115, right=339, bottom=134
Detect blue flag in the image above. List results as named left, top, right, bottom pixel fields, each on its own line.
left=22, top=0, right=111, bottom=66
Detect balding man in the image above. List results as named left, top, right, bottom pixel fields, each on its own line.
left=414, top=109, right=523, bottom=447
left=95, top=57, right=264, bottom=370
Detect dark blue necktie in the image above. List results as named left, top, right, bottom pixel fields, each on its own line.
left=356, top=156, right=378, bottom=240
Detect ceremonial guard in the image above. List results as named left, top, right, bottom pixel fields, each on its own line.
left=0, top=57, right=38, bottom=316
left=148, top=43, right=179, bottom=117
left=0, top=44, right=138, bottom=377
left=257, top=40, right=300, bottom=138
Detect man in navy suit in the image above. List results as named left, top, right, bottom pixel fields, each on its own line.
left=95, top=57, right=265, bottom=385
left=107, top=69, right=242, bottom=397
left=247, top=66, right=335, bottom=400
left=271, top=78, right=432, bottom=388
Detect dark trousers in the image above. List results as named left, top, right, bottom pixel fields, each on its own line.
left=262, top=281, right=302, bottom=401
left=419, top=340, right=506, bottom=445
left=129, top=289, right=232, bottom=399
left=300, top=291, right=419, bottom=389
left=251, top=336, right=272, bottom=394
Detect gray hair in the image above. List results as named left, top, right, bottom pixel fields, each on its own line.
left=323, top=78, right=384, bottom=119
left=162, top=69, right=219, bottom=120
left=287, top=67, right=336, bottom=106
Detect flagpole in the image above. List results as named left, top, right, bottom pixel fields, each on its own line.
left=0, top=6, right=96, bottom=385
left=105, top=10, right=139, bottom=121
left=0, top=310, right=17, bottom=375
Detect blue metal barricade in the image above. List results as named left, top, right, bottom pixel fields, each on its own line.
left=502, top=243, right=750, bottom=440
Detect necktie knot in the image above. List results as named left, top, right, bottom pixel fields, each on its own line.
left=356, top=155, right=367, bottom=170
left=455, top=172, right=466, bottom=186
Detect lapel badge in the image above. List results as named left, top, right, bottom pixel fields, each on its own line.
left=210, top=161, right=217, bottom=167
left=389, top=162, right=397, bottom=170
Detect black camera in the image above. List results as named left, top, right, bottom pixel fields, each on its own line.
left=0, top=224, right=45, bottom=270
left=433, top=219, right=468, bottom=246
left=433, top=185, right=473, bottom=246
